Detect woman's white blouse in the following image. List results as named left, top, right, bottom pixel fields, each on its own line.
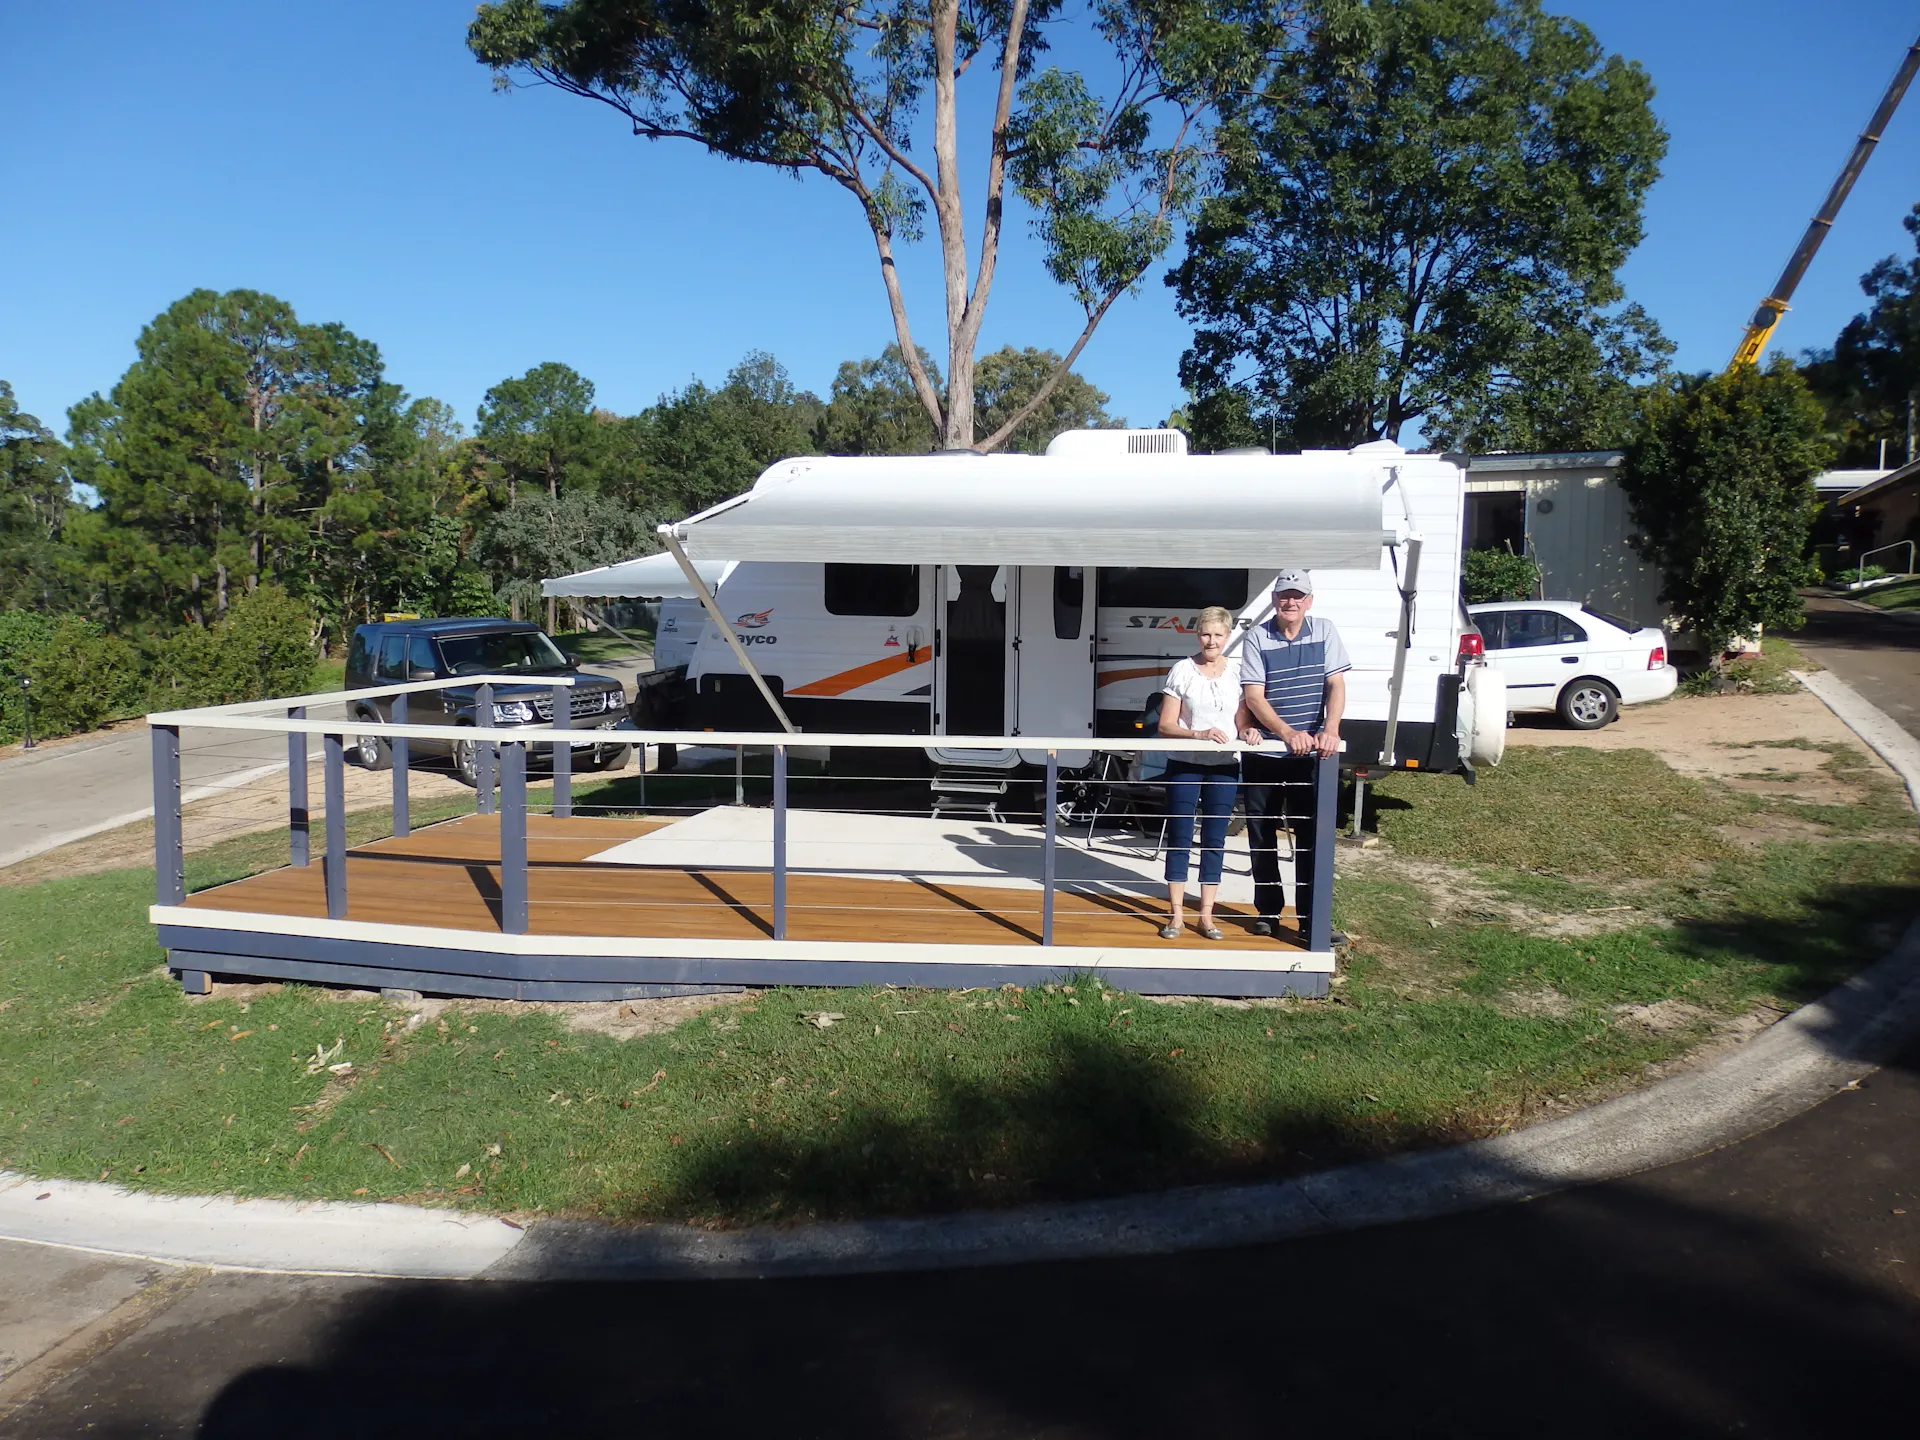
left=1163, top=656, right=1241, bottom=767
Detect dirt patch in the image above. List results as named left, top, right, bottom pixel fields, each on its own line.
left=393, top=989, right=754, bottom=1041
left=1499, top=987, right=1578, bottom=1019
left=1341, top=847, right=1660, bottom=940
left=1613, top=996, right=1710, bottom=1034
left=1506, top=692, right=1901, bottom=796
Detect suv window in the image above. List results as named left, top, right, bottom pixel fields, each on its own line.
left=347, top=629, right=374, bottom=678
left=825, top=564, right=920, bottom=617
left=408, top=635, right=438, bottom=678
left=436, top=629, right=569, bottom=674
left=1498, top=610, right=1587, bottom=649
left=376, top=634, right=408, bottom=681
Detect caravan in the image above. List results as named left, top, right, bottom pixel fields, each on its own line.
left=544, top=430, right=1506, bottom=778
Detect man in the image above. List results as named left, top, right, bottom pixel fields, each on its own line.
left=1237, top=569, right=1349, bottom=946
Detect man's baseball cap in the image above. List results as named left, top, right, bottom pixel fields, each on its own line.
left=1272, top=569, right=1313, bottom=596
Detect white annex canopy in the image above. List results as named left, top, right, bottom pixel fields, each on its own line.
left=542, top=552, right=731, bottom=599
left=659, top=451, right=1394, bottom=570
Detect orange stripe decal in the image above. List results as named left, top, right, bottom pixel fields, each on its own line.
left=1096, top=665, right=1173, bottom=690
left=789, top=650, right=930, bottom=698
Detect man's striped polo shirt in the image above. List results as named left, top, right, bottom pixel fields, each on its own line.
left=1238, top=614, right=1352, bottom=737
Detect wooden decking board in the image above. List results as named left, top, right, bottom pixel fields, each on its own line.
left=182, top=815, right=1304, bottom=954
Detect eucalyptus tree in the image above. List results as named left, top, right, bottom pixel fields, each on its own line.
left=468, top=0, right=1285, bottom=451
left=1171, top=0, right=1669, bottom=452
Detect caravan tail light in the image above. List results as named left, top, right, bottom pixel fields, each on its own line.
left=1648, top=646, right=1666, bottom=669
left=1458, top=632, right=1484, bottom=660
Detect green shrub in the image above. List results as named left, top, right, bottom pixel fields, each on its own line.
left=147, top=586, right=319, bottom=707
left=1838, top=563, right=1889, bottom=585
left=0, top=611, right=146, bottom=743
left=1462, top=547, right=1542, bottom=604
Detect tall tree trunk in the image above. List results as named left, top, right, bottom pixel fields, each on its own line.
left=930, top=0, right=973, bottom=449
left=216, top=562, right=229, bottom=617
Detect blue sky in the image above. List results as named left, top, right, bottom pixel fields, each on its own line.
left=3, top=2, right=1917, bottom=447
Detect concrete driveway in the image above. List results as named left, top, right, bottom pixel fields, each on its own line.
left=1792, top=594, right=1920, bottom=738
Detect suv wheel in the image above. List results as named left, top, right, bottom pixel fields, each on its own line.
left=354, top=715, right=392, bottom=771
left=1557, top=679, right=1618, bottom=730
left=453, top=734, right=481, bottom=788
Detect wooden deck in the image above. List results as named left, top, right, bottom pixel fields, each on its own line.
left=156, top=812, right=1327, bottom=1000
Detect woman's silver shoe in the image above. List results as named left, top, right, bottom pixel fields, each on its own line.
left=1158, top=923, right=1182, bottom=940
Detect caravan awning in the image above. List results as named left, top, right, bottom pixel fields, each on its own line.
left=542, top=552, right=731, bottom=599
left=663, top=454, right=1393, bottom=569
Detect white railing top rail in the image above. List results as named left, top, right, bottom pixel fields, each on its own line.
left=145, top=675, right=1342, bottom=754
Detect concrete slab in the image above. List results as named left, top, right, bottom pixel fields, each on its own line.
left=0, top=1241, right=167, bottom=1385
left=583, top=804, right=1276, bottom=905
left=0, top=1173, right=522, bottom=1280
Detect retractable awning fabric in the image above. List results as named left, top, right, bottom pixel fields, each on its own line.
left=663, top=454, right=1392, bottom=569
left=541, top=552, right=730, bottom=599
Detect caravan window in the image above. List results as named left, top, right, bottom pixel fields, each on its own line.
left=825, top=564, right=920, bottom=617
left=1096, top=568, right=1248, bottom=610
left=1053, top=567, right=1085, bottom=639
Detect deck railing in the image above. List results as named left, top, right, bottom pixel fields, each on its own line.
left=148, top=675, right=1341, bottom=994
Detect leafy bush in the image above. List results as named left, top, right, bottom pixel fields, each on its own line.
left=0, top=611, right=146, bottom=743
left=1462, top=547, right=1542, bottom=603
left=147, top=586, right=320, bottom=707
left=0, top=587, right=319, bottom=744
left=1837, top=563, right=1889, bottom=585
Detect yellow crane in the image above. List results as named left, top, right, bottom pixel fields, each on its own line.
left=1729, top=33, right=1920, bottom=370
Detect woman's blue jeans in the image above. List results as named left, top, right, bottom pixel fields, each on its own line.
left=1163, top=760, right=1238, bottom=885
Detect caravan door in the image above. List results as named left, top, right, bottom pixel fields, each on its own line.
left=1014, top=565, right=1095, bottom=767
left=931, top=564, right=1018, bottom=766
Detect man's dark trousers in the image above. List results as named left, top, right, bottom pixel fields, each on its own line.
left=1241, top=751, right=1318, bottom=938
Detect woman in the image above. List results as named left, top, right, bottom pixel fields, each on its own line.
left=1155, top=606, right=1242, bottom=939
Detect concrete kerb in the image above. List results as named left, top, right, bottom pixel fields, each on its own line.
left=1792, top=667, right=1920, bottom=812
left=3, top=672, right=1918, bottom=1280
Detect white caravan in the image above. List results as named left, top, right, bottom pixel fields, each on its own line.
left=544, top=430, right=1506, bottom=777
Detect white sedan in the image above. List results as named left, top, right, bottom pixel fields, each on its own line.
left=1468, top=601, right=1678, bottom=729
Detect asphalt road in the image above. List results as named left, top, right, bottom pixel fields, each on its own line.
left=3, top=1034, right=1915, bottom=1439
left=0, top=718, right=337, bottom=870
left=1790, top=593, right=1920, bottom=736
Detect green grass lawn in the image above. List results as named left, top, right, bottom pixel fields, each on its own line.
left=3, top=744, right=1915, bottom=1226
left=1857, top=577, right=1920, bottom=611
left=555, top=629, right=652, bottom=664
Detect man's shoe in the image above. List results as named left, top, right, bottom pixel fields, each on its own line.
left=1250, top=917, right=1276, bottom=937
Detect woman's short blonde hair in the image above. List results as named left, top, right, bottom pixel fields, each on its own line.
left=1196, top=605, right=1235, bottom=634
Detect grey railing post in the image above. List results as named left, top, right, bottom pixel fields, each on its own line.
left=500, top=740, right=529, bottom=934
left=1042, top=750, right=1058, bottom=946
left=772, top=743, right=788, bottom=940
left=323, top=731, right=347, bottom=921
left=1311, top=752, right=1338, bottom=953
left=288, top=705, right=308, bottom=867
left=391, top=692, right=410, bottom=839
left=152, top=724, right=184, bottom=905
left=475, top=682, right=495, bottom=814
left=734, top=745, right=744, bottom=806
left=551, top=683, right=571, bottom=819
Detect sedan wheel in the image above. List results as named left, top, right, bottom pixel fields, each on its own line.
left=1558, top=679, right=1617, bottom=730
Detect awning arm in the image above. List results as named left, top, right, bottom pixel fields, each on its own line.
left=1379, top=535, right=1422, bottom=767
left=657, top=526, right=797, bottom=735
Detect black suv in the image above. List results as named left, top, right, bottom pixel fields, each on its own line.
left=345, top=619, right=635, bottom=784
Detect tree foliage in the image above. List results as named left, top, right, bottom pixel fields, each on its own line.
left=634, top=352, right=823, bottom=511
left=471, top=489, right=663, bottom=620
left=0, top=382, right=78, bottom=612
left=1171, top=0, right=1669, bottom=452
left=468, top=0, right=1251, bottom=450
left=1800, top=201, right=1920, bottom=468
left=1619, top=362, right=1829, bottom=656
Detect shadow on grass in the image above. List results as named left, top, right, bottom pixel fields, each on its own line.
left=153, top=1039, right=1920, bottom=1439
left=1668, top=881, right=1920, bottom=1009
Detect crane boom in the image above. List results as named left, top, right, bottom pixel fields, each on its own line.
left=1729, top=33, right=1920, bottom=370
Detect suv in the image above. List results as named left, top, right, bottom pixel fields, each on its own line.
left=345, top=619, right=635, bottom=784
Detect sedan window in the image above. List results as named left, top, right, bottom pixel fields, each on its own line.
left=1502, top=610, right=1587, bottom=649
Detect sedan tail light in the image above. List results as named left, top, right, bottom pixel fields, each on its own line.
left=1648, top=646, right=1666, bottom=669
left=1458, top=632, right=1485, bottom=659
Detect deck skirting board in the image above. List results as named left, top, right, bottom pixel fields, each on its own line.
left=158, top=924, right=1332, bottom=999
left=163, top=951, right=742, bottom=1004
